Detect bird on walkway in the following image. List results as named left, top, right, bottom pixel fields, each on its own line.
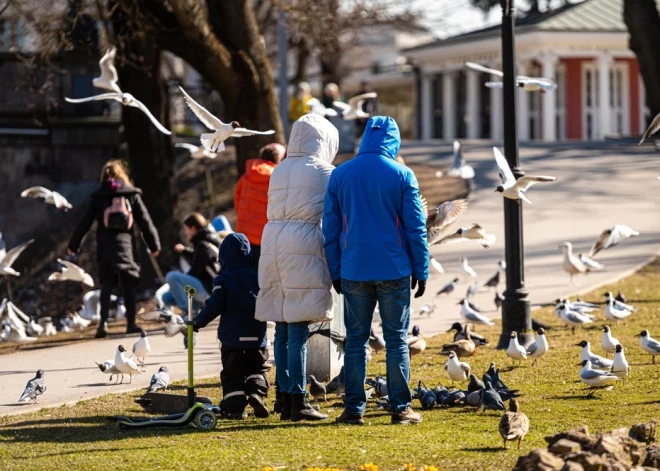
left=407, top=325, right=426, bottom=357
left=446, top=140, right=475, bottom=179
left=21, top=186, right=72, bottom=211
left=79, top=289, right=114, bottom=322
left=639, top=111, right=660, bottom=144
left=39, top=317, right=57, bottom=336
left=459, top=257, right=477, bottom=278
left=611, top=344, right=630, bottom=379
left=115, top=345, right=142, bottom=383
left=0, top=239, right=33, bottom=278
left=579, top=360, right=618, bottom=395
left=499, top=399, right=530, bottom=449
left=175, top=142, right=218, bottom=160
left=132, top=330, right=151, bottom=366
left=576, top=340, right=613, bottom=369
left=466, top=62, right=557, bottom=92
left=468, top=374, right=485, bottom=394
left=604, top=292, right=636, bottom=312
left=436, top=278, right=459, bottom=296
left=447, top=322, right=489, bottom=346
left=48, top=259, right=94, bottom=287
left=638, top=330, right=660, bottom=364
left=306, top=98, right=338, bottom=117
left=601, top=326, right=620, bottom=356
left=557, top=303, right=593, bottom=334
left=459, top=299, right=495, bottom=326
left=506, top=332, right=527, bottom=365
left=425, top=199, right=469, bottom=246
left=26, top=316, right=44, bottom=337
left=6, top=322, right=37, bottom=343
left=482, top=381, right=506, bottom=413
left=464, top=282, right=480, bottom=299
left=96, top=359, right=123, bottom=383
left=437, top=224, right=496, bottom=248
left=527, top=328, right=548, bottom=366
left=494, top=292, right=505, bottom=310
left=578, top=253, right=604, bottom=271
left=441, top=324, right=476, bottom=358
left=558, top=242, right=588, bottom=284
left=67, top=312, right=91, bottom=330
left=430, top=256, right=445, bottom=274
left=589, top=225, right=640, bottom=258
left=604, top=299, right=632, bottom=323
left=493, top=147, right=556, bottom=204
left=309, top=375, right=327, bottom=403
left=147, top=366, right=170, bottom=393
left=333, top=92, right=378, bottom=120
left=419, top=302, right=436, bottom=317
left=180, top=86, right=274, bottom=152
left=18, top=369, right=46, bottom=404
left=444, top=351, right=470, bottom=386
left=498, top=259, right=506, bottom=271
left=484, top=271, right=500, bottom=290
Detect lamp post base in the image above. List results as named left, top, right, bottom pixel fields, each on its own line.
left=496, top=290, right=532, bottom=349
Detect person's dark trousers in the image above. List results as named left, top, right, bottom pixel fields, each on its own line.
left=98, top=268, right=138, bottom=336
left=220, top=345, right=270, bottom=416
left=251, top=244, right=261, bottom=272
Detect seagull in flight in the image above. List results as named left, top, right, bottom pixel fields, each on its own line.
left=447, top=140, right=475, bottom=179
left=333, top=92, right=378, bottom=120
left=21, top=186, right=72, bottom=211
left=639, top=112, right=660, bottom=145
left=0, top=239, right=33, bottom=277
left=589, top=225, right=639, bottom=257
left=175, top=143, right=218, bottom=160
left=180, top=86, right=274, bottom=153
left=93, top=47, right=122, bottom=94
left=437, top=223, right=496, bottom=248
left=48, top=259, right=94, bottom=287
left=493, top=147, right=556, bottom=204
left=466, top=62, right=557, bottom=92
left=423, top=198, right=469, bottom=246
left=307, top=98, right=338, bottom=117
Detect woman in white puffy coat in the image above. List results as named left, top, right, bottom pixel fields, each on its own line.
left=256, top=114, right=338, bottom=421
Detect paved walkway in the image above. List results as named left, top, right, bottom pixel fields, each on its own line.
left=2, top=141, right=659, bottom=416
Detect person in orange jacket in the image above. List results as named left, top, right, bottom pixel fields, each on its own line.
left=234, top=143, right=286, bottom=270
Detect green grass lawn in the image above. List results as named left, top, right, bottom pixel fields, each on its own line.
left=2, top=259, right=660, bottom=471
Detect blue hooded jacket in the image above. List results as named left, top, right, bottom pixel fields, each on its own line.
left=194, top=233, right=267, bottom=349
left=323, top=116, right=428, bottom=282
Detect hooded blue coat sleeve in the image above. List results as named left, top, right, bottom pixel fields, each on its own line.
left=323, top=172, right=342, bottom=281
left=195, top=281, right=226, bottom=328
left=401, top=171, right=429, bottom=280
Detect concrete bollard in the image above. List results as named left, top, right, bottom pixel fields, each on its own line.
left=306, top=290, right=345, bottom=382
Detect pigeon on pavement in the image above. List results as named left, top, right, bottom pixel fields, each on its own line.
left=18, top=369, right=46, bottom=404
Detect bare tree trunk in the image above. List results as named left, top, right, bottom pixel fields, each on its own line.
left=319, top=37, right=343, bottom=87
left=290, top=37, right=310, bottom=84
left=624, top=0, right=660, bottom=118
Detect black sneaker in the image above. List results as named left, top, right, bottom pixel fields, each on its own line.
left=335, top=410, right=364, bottom=425
left=95, top=322, right=108, bottom=339
left=248, top=394, right=269, bottom=418
left=125, top=324, right=142, bottom=335
left=220, top=410, right=247, bottom=420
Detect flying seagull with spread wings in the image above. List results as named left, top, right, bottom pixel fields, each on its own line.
left=492, top=147, right=556, bottom=204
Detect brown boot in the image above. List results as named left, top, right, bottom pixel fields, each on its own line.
left=391, top=407, right=422, bottom=425
left=335, top=409, right=364, bottom=425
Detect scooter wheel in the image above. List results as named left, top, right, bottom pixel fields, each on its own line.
left=193, top=410, right=217, bottom=431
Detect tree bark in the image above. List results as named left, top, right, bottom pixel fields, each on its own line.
left=624, top=0, right=660, bottom=119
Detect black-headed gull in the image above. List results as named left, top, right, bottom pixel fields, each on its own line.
left=96, top=359, right=123, bottom=383
left=437, top=223, right=496, bottom=248
left=558, top=242, right=588, bottom=284
left=0, top=239, right=33, bottom=277
left=444, top=351, right=470, bottom=385
left=21, top=186, right=72, bottom=211
left=147, top=366, right=170, bottom=393
left=459, top=298, right=494, bottom=325
left=446, top=140, right=475, bottom=179
left=115, top=345, right=142, bottom=383
left=578, top=253, right=603, bottom=271
left=18, top=370, right=46, bottom=404
left=425, top=199, right=468, bottom=246
left=576, top=340, right=613, bottom=369
left=603, top=291, right=635, bottom=312
left=493, top=147, right=556, bottom=204
left=466, top=62, right=557, bottom=92
left=307, top=98, right=338, bottom=117
left=506, top=332, right=527, bottom=365
left=589, top=225, right=639, bottom=257
left=557, top=303, right=592, bottom=333
left=611, top=344, right=630, bottom=379
left=526, top=328, right=548, bottom=366
left=333, top=92, right=377, bottom=120
left=604, top=299, right=632, bottom=323
left=459, top=256, right=477, bottom=278
left=579, top=360, right=618, bottom=394
left=48, top=259, right=94, bottom=287
left=436, top=277, right=459, bottom=296
left=180, top=86, right=274, bottom=152
left=601, top=326, right=620, bottom=355
left=638, top=330, right=660, bottom=364
left=132, top=330, right=151, bottom=366
left=93, top=47, right=121, bottom=94
left=175, top=142, right=218, bottom=159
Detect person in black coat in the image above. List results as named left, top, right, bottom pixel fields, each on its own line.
left=68, top=160, right=161, bottom=338
left=193, top=232, right=269, bottom=420
left=162, top=213, right=221, bottom=312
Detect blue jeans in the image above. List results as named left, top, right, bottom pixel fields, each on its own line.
left=163, top=271, right=210, bottom=312
left=342, top=277, right=411, bottom=414
left=274, top=321, right=310, bottom=395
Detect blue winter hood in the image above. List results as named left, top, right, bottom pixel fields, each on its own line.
left=356, top=116, right=401, bottom=160
left=218, top=232, right=252, bottom=270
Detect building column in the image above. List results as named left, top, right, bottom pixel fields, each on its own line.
left=541, top=54, right=557, bottom=142
left=490, top=70, right=503, bottom=140
left=517, top=61, right=529, bottom=141
left=598, top=53, right=612, bottom=140
left=421, top=74, right=433, bottom=141
left=466, top=68, right=481, bottom=139
left=443, top=71, right=456, bottom=140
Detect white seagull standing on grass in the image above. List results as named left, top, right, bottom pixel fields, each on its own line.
left=601, top=326, right=620, bottom=356
left=333, top=92, right=378, bottom=120
left=526, top=328, right=549, bottom=366
left=493, top=147, right=557, bottom=204
left=579, top=360, right=618, bottom=394
left=48, top=259, right=94, bottom=287
left=466, top=62, right=558, bottom=92
left=506, top=332, right=527, bottom=365
left=21, top=187, right=72, bottom=211
left=638, top=330, right=660, bottom=364
left=589, top=225, right=640, bottom=257
left=180, top=87, right=274, bottom=153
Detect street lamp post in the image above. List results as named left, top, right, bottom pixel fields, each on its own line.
left=497, top=0, right=532, bottom=349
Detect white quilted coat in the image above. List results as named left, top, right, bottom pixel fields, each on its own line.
left=255, top=114, right=338, bottom=323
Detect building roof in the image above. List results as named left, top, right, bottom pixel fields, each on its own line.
left=405, top=0, right=634, bottom=53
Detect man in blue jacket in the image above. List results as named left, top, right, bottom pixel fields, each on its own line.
left=194, top=232, right=269, bottom=420
left=323, top=116, right=429, bottom=425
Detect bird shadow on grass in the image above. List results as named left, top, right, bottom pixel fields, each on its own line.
left=75, top=382, right=117, bottom=388
left=546, top=394, right=601, bottom=401
left=461, top=446, right=502, bottom=453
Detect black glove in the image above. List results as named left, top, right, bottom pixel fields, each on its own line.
left=411, top=277, right=426, bottom=298
left=184, top=320, right=199, bottom=332
left=332, top=279, right=342, bottom=295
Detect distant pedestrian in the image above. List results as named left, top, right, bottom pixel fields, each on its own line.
left=355, top=81, right=379, bottom=138
left=234, top=143, right=286, bottom=270
left=321, top=83, right=341, bottom=110
left=68, top=160, right=161, bottom=338
left=289, top=82, right=312, bottom=125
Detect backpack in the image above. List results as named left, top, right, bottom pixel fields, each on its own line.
left=103, top=196, right=134, bottom=232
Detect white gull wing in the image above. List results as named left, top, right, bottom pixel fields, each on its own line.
left=175, top=143, right=200, bottom=153
left=56, top=259, right=94, bottom=286
left=426, top=199, right=468, bottom=246
left=513, top=175, right=557, bottom=192
left=466, top=62, right=503, bottom=77
left=347, top=92, right=377, bottom=111
left=95, top=47, right=121, bottom=94
left=492, top=147, right=516, bottom=187
left=128, top=98, right=172, bottom=135
left=179, top=86, right=224, bottom=131
left=51, top=192, right=72, bottom=210
left=590, top=225, right=639, bottom=257
left=0, top=239, right=33, bottom=269
left=640, top=112, right=660, bottom=145
left=65, top=93, right=121, bottom=103
left=332, top=100, right=352, bottom=114
left=232, top=127, right=275, bottom=138
left=21, top=186, right=52, bottom=199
